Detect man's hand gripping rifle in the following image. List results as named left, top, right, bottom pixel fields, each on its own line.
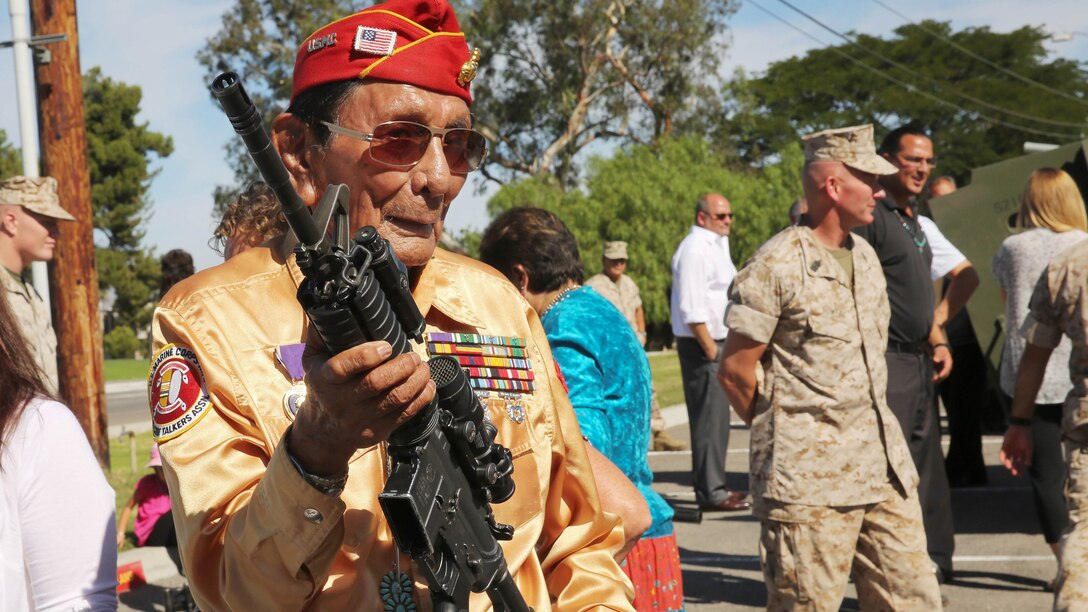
left=210, top=72, right=530, bottom=612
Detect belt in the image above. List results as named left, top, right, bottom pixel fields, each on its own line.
left=887, top=340, right=929, bottom=354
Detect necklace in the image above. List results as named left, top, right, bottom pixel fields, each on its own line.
left=541, top=284, right=581, bottom=318
left=379, top=442, right=417, bottom=611
left=892, top=209, right=927, bottom=253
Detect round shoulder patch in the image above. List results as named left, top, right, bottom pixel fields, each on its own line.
left=148, top=344, right=212, bottom=442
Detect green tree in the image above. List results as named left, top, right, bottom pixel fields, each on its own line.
left=197, top=0, right=368, bottom=212
left=199, top=0, right=737, bottom=200
left=456, top=0, right=737, bottom=186
left=0, top=130, right=20, bottom=180
left=103, top=325, right=143, bottom=360
left=489, top=136, right=803, bottom=342
left=84, top=67, right=174, bottom=335
left=724, top=22, right=1088, bottom=183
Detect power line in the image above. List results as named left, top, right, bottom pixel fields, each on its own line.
left=744, top=0, right=1083, bottom=140
left=773, top=0, right=1088, bottom=130
left=868, top=0, right=1088, bottom=107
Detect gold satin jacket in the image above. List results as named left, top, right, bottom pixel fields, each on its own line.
left=150, top=243, right=634, bottom=611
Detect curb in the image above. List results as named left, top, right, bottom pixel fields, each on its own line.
left=106, top=379, right=146, bottom=395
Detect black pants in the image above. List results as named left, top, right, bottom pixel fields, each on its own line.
left=1029, top=402, right=1070, bottom=544
left=142, top=512, right=178, bottom=547
left=886, top=351, right=956, bottom=572
left=939, top=341, right=988, bottom=485
left=677, top=337, right=732, bottom=505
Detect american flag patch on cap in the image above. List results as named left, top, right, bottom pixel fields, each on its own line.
left=353, top=26, right=396, bottom=56
left=427, top=332, right=535, bottom=393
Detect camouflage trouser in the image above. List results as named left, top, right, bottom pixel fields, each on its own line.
left=758, top=484, right=941, bottom=611
left=650, top=388, right=666, bottom=434
left=1056, top=442, right=1088, bottom=611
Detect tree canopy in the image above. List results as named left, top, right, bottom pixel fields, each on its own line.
left=454, top=0, right=736, bottom=186
left=724, top=21, right=1088, bottom=184
left=0, top=130, right=20, bottom=180
left=199, top=0, right=737, bottom=199
left=83, top=67, right=174, bottom=350
left=197, top=0, right=369, bottom=211
left=487, top=136, right=803, bottom=342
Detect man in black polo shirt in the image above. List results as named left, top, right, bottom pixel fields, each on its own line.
left=853, top=125, right=968, bottom=586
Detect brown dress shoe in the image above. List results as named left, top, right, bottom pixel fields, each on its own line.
left=700, top=490, right=751, bottom=512
left=652, top=430, right=688, bottom=451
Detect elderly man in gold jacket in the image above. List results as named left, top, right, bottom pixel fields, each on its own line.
left=148, top=1, right=633, bottom=610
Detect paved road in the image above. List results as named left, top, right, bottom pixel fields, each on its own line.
left=106, top=380, right=152, bottom=437
left=114, top=395, right=1058, bottom=610
left=653, top=412, right=1056, bottom=611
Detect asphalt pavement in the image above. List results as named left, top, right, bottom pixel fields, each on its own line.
left=106, top=379, right=153, bottom=437
left=110, top=385, right=1057, bottom=611
left=652, top=407, right=1056, bottom=611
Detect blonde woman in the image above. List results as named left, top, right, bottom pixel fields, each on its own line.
left=992, top=167, right=1088, bottom=581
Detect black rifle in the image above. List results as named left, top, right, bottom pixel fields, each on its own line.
left=210, top=71, right=530, bottom=612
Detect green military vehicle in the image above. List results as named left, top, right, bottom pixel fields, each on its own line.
left=931, top=139, right=1088, bottom=375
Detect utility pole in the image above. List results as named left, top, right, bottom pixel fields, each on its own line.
left=4, top=0, right=59, bottom=312
left=30, top=0, right=109, bottom=468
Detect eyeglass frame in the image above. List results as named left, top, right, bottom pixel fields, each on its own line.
left=319, top=119, right=489, bottom=172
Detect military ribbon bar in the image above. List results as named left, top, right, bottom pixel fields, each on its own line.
left=427, top=332, right=535, bottom=393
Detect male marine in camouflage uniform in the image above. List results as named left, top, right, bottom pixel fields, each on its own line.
left=718, top=125, right=941, bottom=610
left=1000, top=239, right=1088, bottom=611
left=0, top=176, right=73, bottom=392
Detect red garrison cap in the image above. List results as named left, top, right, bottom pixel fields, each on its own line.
left=291, top=0, right=476, bottom=105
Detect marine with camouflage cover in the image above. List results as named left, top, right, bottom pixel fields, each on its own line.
left=718, top=124, right=941, bottom=610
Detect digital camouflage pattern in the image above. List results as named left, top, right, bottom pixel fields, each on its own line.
left=586, top=273, right=643, bottom=334
left=1022, top=239, right=1088, bottom=440
left=0, top=175, right=75, bottom=221
left=726, top=226, right=917, bottom=510
left=1058, top=444, right=1088, bottom=611
left=801, top=124, right=898, bottom=176
left=1022, top=239, right=1088, bottom=611
left=759, top=484, right=940, bottom=610
left=1, top=270, right=58, bottom=393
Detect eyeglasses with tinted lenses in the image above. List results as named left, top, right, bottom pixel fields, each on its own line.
left=712, top=213, right=733, bottom=220
left=320, top=120, right=488, bottom=173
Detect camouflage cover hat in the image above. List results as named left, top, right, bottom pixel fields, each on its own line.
left=802, top=124, right=898, bottom=176
left=0, top=176, right=75, bottom=221
left=602, top=241, right=628, bottom=260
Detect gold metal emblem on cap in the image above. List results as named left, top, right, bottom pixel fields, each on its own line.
left=457, top=48, right=481, bottom=87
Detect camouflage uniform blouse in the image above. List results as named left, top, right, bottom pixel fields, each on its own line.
left=725, top=226, right=917, bottom=513
left=2, top=269, right=58, bottom=393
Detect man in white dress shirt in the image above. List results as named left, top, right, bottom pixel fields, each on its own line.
left=670, top=193, right=749, bottom=511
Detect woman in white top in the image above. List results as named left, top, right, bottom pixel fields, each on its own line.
left=0, top=291, right=117, bottom=610
left=992, top=167, right=1088, bottom=579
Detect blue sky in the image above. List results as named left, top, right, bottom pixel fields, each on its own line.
left=1, top=0, right=1086, bottom=272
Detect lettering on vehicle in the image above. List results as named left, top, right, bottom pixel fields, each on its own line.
left=148, top=344, right=212, bottom=442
